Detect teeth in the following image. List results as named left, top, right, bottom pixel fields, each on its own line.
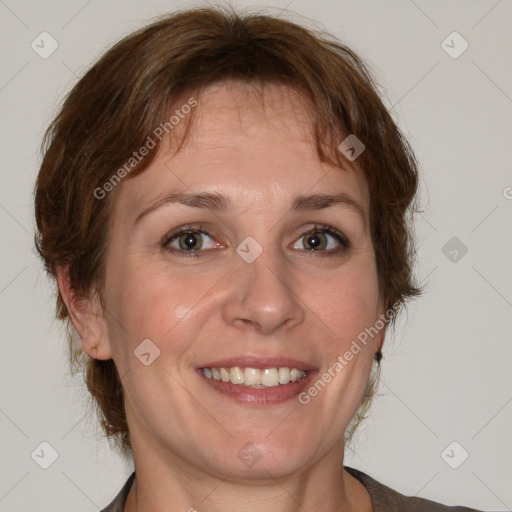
left=290, top=368, right=302, bottom=382
left=201, top=366, right=308, bottom=388
left=230, top=367, right=244, bottom=384
left=279, top=367, right=291, bottom=384
left=243, top=367, right=261, bottom=386
left=219, top=367, right=231, bottom=382
left=261, top=368, right=279, bottom=386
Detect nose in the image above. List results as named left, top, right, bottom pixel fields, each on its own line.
left=221, top=246, right=306, bottom=335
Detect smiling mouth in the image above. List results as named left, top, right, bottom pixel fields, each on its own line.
left=198, top=366, right=308, bottom=388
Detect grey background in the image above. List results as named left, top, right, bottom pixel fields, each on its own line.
left=0, top=0, right=510, bottom=510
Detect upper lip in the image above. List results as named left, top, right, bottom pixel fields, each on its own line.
left=197, top=355, right=317, bottom=371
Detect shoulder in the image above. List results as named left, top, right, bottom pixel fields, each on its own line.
left=100, top=472, right=135, bottom=512
left=345, top=466, right=485, bottom=512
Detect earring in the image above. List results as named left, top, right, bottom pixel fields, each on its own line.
left=374, top=350, right=383, bottom=363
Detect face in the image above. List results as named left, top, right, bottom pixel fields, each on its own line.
left=95, top=81, right=383, bottom=478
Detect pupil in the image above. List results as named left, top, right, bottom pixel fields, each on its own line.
left=307, top=234, right=323, bottom=249
left=182, top=233, right=199, bottom=249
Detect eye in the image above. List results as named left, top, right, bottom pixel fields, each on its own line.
left=291, top=225, right=349, bottom=254
left=162, top=225, right=220, bottom=257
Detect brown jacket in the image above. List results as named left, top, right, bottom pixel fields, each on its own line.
left=101, top=467, right=486, bottom=511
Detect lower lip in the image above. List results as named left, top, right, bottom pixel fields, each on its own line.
left=196, top=369, right=318, bottom=405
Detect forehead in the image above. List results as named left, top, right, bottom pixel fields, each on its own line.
left=189, top=80, right=316, bottom=143
left=114, top=80, right=369, bottom=221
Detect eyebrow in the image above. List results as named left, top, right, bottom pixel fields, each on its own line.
left=132, top=191, right=367, bottom=227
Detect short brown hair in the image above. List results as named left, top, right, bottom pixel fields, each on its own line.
left=34, top=5, right=420, bottom=458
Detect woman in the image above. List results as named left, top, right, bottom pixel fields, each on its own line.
left=34, top=6, right=485, bottom=511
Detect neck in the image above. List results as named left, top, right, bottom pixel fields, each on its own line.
left=124, top=438, right=372, bottom=512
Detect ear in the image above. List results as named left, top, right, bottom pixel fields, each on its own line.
left=56, top=265, right=112, bottom=360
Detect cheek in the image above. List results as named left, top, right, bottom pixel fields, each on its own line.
left=307, top=256, right=380, bottom=405
left=306, top=258, right=380, bottom=344
left=105, top=259, right=218, bottom=360
left=307, top=267, right=379, bottom=389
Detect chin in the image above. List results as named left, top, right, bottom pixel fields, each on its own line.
left=211, top=435, right=318, bottom=481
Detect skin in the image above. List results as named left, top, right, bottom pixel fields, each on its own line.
left=58, top=80, right=385, bottom=512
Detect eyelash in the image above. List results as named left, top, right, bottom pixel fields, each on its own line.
left=161, top=223, right=350, bottom=258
